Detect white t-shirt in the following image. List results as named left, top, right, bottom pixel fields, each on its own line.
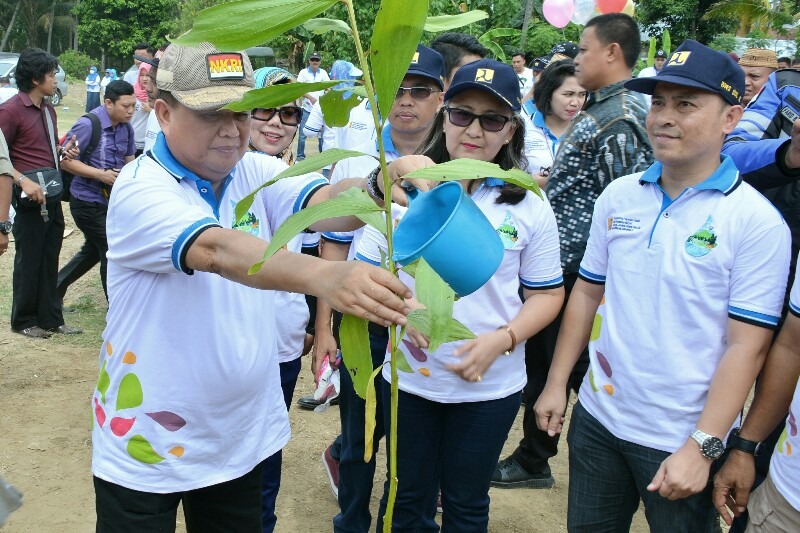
left=130, top=100, right=150, bottom=150
left=93, top=134, right=327, bottom=492
left=578, top=157, right=790, bottom=453
left=356, top=183, right=563, bottom=403
left=517, top=67, right=534, bottom=99
left=769, top=266, right=800, bottom=512
left=143, top=110, right=161, bottom=152
left=523, top=110, right=560, bottom=174
left=302, top=101, right=335, bottom=170
left=334, top=99, right=378, bottom=152
left=296, top=67, right=330, bottom=112
left=0, top=86, right=18, bottom=104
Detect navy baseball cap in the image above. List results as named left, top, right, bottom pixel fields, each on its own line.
left=625, top=40, right=744, bottom=106
left=654, top=49, right=667, bottom=59
left=406, top=45, right=445, bottom=90
left=531, top=55, right=550, bottom=72
left=445, top=58, right=521, bottom=112
left=551, top=42, right=578, bottom=59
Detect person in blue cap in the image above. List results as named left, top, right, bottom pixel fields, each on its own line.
left=361, top=58, right=564, bottom=531
left=535, top=39, right=791, bottom=532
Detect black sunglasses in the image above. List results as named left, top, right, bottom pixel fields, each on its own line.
left=445, top=106, right=512, bottom=132
left=251, top=106, right=303, bottom=126
left=396, top=86, right=440, bottom=101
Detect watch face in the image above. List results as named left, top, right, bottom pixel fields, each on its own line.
left=702, top=437, right=725, bottom=459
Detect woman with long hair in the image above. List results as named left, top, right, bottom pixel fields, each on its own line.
left=358, top=59, right=565, bottom=531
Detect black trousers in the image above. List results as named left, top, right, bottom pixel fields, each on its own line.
left=57, top=198, right=109, bottom=301
left=11, top=201, right=65, bottom=331
left=94, top=459, right=265, bottom=532
left=512, top=272, right=590, bottom=473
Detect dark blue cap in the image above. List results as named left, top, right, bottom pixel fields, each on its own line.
left=654, top=49, right=667, bottom=59
left=531, top=55, right=550, bottom=72
left=406, top=45, right=445, bottom=90
left=445, top=58, right=521, bottom=112
left=550, top=42, right=578, bottom=59
left=625, top=40, right=745, bottom=106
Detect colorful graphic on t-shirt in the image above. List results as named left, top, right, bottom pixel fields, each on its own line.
left=231, top=200, right=260, bottom=236
left=778, top=410, right=797, bottom=456
left=94, top=340, right=187, bottom=464
left=685, top=216, right=718, bottom=258
left=496, top=211, right=519, bottom=249
left=589, top=299, right=615, bottom=396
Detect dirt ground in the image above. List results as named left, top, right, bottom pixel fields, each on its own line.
left=0, top=215, right=655, bottom=533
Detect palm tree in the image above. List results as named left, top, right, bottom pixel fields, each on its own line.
left=37, top=0, right=76, bottom=54
left=703, top=0, right=787, bottom=35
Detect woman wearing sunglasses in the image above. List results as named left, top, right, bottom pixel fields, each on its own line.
left=358, top=59, right=565, bottom=531
left=247, top=66, right=325, bottom=533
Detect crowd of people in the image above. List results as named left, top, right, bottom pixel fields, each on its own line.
left=2, top=10, right=800, bottom=533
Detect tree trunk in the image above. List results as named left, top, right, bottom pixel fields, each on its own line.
left=46, top=1, right=56, bottom=53
left=0, top=0, right=21, bottom=52
left=520, top=0, right=534, bottom=50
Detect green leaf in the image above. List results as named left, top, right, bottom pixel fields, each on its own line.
left=370, top=0, right=429, bottom=121
left=480, top=27, right=521, bottom=40
left=415, top=258, right=455, bottom=352
left=406, top=309, right=476, bottom=344
left=303, top=17, right=352, bottom=35
left=399, top=259, right=419, bottom=278
left=647, top=37, right=656, bottom=67
left=480, top=40, right=505, bottom=63
left=663, top=29, right=671, bottom=56
left=357, top=211, right=388, bottom=237
left=404, top=159, right=542, bottom=198
left=127, top=435, right=165, bottom=464
left=250, top=188, right=384, bottom=273
left=234, top=148, right=366, bottom=223
left=393, top=347, right=414, bottom=373
left=350, top=86, right=368, bottom=99
left=424, top=10, right=488, bottom=32
left=173, top=0, right=339, bottom=50
left=340, top=314, right=375, bottom=400
left=224, top=81, right=341, bottom=112
left=320, top=89, right=362, bottom=128
left=97, top=360, right=110, bottom=404
left=116, top=373, right=143, bottom=411
left=363, top=363, right=385, bottom=462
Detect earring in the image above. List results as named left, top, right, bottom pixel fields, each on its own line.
left=504, top=139, right=510, bottom=144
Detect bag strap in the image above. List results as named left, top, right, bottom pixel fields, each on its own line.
left=42, top=105, right=60, bottom=171
left=80, top=113, right=102, bottom=164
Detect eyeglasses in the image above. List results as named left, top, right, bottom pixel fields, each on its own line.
left=251, top=106, right=303, bottom=126
left=310, top=58, right=321, bottom=62
left=445, top=106, right=512, bottom=132
left=396, top=86, right=441, bottom=101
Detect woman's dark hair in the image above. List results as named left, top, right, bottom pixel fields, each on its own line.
left=415, top=106, right=528, bottom=205
left=534, top=59, right=579, bottom=116
left=15, top=48, right=59, bottom=93
left=104, top=80, right=134, bottom=103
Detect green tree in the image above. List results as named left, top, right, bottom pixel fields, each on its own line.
left=637, top=0, right=738, bottom=45
left=708, top=32, right=738, bottom=51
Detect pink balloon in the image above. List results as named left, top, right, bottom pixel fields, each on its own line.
left=543, top=0, right=576, bottom=29
left=597, top=0, right=627, bottom=13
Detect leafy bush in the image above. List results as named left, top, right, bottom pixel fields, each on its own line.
left=708, top=33, right=738, bottom=53
left=58, top=50, right=101, bottom=80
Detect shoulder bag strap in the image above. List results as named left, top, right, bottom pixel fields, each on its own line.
left=41, top=105, right=60, bottom=171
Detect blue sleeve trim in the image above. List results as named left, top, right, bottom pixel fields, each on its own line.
left=354, top=252, right=380, bottom=266
left=321, top=232, right=354, bottom=244
left=292, top=179, right=328, bottom=214
left=520, top=274, right=564, bottom=290
left=171, top=217, right=221, bottom=274
left=578, top=267, right=606, bottom=285
left=728, top=306, right=781, bottom=329
left=790, top=301, right=800, bottom=319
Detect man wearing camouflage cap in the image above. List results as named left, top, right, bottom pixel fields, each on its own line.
left=91, top=42, right=412, bottom=530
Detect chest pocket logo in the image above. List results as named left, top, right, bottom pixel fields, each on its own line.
left=685, top=215, right=717, bottom=258
left=231, top=200, right=260, bottom=236
left=496, top=211, right=519, bottom=249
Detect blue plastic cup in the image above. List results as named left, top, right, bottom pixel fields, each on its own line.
left=392, top=181, right=504, bottom=296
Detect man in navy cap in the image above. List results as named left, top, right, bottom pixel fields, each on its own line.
left=536, top=39, right=791, bottom=531
left=638, top=49, right=668, bottom=79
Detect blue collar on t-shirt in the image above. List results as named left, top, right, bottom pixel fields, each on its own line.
left=149, top=133, right=233, bottom=218
left=377, top=123, right=400, bottom=159
left=639, top=155, right=741, bottom=195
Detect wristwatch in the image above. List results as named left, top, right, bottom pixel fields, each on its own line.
left=0, top=220, right=12, bottom=235
left=727, top=427, right=763, bottom=456
left=691, top=428, right=725, bottom=460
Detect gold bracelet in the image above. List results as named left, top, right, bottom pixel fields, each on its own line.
left=497, top=325, right=517, bottom=355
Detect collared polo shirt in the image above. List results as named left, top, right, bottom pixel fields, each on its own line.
left=523, top=110, right=561, bottom=174
left=0, top=92, right=59, bottom=171
left=296, top=66, right=330, bottom=111
left=93, top=133, right=326, bottom=492
left=578, top=156, right=790, bottom=453
left=68, top=105, right=136, bottom=204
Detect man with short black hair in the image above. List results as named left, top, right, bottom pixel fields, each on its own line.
left=778, top=56, right=792, bottom=69
left=512, top=51, right=534, bottom=98
left=0, top=47, right=80, bottom=338
left=57, top=79, right=137, bottom=304
left=537, top=39, right=790, bottom=531
left=123, top=42, right=153, bottom=85
left=430, top=32, right=487, bottom=90
left=296, top=52, right=329, bottom=161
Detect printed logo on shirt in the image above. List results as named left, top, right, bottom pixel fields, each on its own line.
left=607, top=217, right=642, bottom=232
left=777, top=410, right=796, bottom=455
left=206, top=53, right=245, bottom=80
left=349, top=121, right=369, bottom=131
left=685, top=215, right=717, bottom=257
left=475, top=69, right=494, bottom=83
left=230, top=200, right=260, bottom=236
left=496, top=211, right=518, bottom=249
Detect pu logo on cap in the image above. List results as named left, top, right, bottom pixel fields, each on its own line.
left=475, top=68, right=494, bottom=83
left=667, top=51, right=691, bottom=67
left=411, top=52, right=419, bottom=64
left=206, top=53, right=245, bottom=80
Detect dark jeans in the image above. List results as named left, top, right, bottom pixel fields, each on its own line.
left=376, top=388, right=521, bottom=533
left=11, top=201, right=65, bottom=330
left=513, top=272, right=589, bottom=474
left=261, top=357, right=302, bottom=533
left=333, top=327, right=389, bottom=533
left=296, top=109, right=322, bottom=161
left=94, top=459, right=264, bottom=532
left=57, top=197, right=109, bottom=301
left=567, top=401, right=718, bottom=533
